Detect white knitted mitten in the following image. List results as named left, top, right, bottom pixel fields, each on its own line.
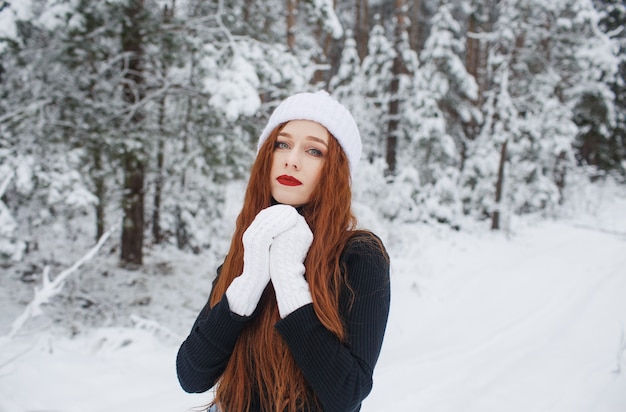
left=269, top=213, right=314, bottom=318
left=226, top=204, right=299, bottom=316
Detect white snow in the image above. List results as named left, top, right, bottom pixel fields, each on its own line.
left=1, top=181, right=625, bottom=412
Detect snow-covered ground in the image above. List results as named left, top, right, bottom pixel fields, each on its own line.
left=1, top=180, right=625, bottom=412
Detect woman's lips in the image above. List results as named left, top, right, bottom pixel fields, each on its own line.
left=277, top=175, right=302, bottom=186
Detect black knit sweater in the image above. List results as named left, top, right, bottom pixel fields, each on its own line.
left=176, top=231, right=391, bottom=412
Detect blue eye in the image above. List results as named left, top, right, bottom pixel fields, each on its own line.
left=308, top=148, right=324, bottom=157
left=275, top=141, right=290, bottom=150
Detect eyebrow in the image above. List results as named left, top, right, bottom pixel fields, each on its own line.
left=278, top=132, right=329, bottom=147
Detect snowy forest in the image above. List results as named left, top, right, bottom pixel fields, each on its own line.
left=1, top=0, right=626, bottom=411
left=1, top=0, right=624, bottom=266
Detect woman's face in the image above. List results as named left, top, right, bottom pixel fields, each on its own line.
left=270, top=120, right=329, bottom=207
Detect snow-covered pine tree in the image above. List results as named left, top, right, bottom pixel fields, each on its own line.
left=462, top=0, right=618, bottom=226
left=329, top=31, right=361, bottom=97
left=420, top=1, right=481, bottom=173
left=400, top=16, right=460, bottom=225
left=151, top=0, right=307, bottom=254
left=0, top=1, right=102, bottom=263
left=329, top=30, right=368, bottom=143
left=580, top=0, right=626, bottom=179
left=300, top=0, right=344, bottom=86
left=508, top=0, right=616, bottom=211
left=360, top=17, right=395, bottom=165
left=47, top=0, right=132, bottom=242
left=328, top=31, right=388, bottom=223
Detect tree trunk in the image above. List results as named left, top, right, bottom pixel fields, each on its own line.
left=152, top=3, right=173, bottom=245
left=466, top=12, right=480, bottom=91
left=180, top=50, right=196, bottom=190
left=121, top=151, right=145, bottom=265
left=408, top=0, right=422, bottom=53
left=554, top=150, right=567, bottom=205
left=355, top=0, right=369, bottom=61
left=286, top=0, right=297, bottom=52
left=491, top=139, right=507, bottom=230
left=311, top=0, right=342, bottom=87
left=152, top=96, right=165, bottom=244
left=386, top=0, right=405, bottom=176
left=120, top=0, right=145, bottom=267
left=92, top=147, right=105, bottom=242
left=467, top=2, right=498, bottom=106
left=462, top=8, right=482, bottom=169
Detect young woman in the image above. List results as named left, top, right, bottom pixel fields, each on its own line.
left=176, top=91, right=391, bottom=412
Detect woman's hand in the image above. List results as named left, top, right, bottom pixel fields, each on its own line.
left=269, top=213, right=314, bottom=318
left=226, top=204, right=299, bottom=316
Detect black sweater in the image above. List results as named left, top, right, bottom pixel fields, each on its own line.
left=176, top=231, right=391, bottom=412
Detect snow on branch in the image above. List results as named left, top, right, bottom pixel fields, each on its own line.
left=6, top=223, right=117, bottom=340
left=0, top=169, right=13, bottom=197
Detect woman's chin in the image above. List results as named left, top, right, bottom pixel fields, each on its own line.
left=271, top=192, right=307, bottom=208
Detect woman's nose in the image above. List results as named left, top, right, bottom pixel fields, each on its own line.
left=285, top=150, right=300, bottom=169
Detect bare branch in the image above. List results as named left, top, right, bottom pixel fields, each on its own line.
left=6, top=222, right=117, bottom=340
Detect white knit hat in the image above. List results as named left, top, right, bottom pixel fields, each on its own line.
left=257, top=91, right=362, bottom=176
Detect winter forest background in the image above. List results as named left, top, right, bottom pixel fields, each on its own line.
left=1, top=0, right=625, bottom=265
left=0, top=0, right=626, bottom=411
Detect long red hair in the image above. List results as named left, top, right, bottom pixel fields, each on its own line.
left=208, top=123, right=357, bottom=411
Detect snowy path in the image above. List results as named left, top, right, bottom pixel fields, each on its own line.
left=369, top=209, right=626, bottom=411
left=1, top=190, right=625, bottom=411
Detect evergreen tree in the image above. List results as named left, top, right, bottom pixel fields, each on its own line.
left=0, top=1, right=101, bottom=261
left=360, top=18, right=395, bottom=163
left=329, top=31, right=361, bottom=96
left=51, top=0, right=132, bottom=241
left=402, top=24, right=460, bottom=224
left=0, top=0, right=311, bottom=264
left=583, top=0, right=626, bottom=179
left=150, top=0, right=306, bottom=253
left=420, top=1, right=480, bottom=171
left=329, top=31, right=369, bottom=146
left=1, top=0, right=624, bottom=266
left=462, top=0, right=617, bottom=226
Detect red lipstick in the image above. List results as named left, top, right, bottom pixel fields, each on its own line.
left=277, top=175, right=302, bottom=186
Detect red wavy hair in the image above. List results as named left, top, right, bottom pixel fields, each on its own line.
left=208, top=123, right=357, bottom=411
